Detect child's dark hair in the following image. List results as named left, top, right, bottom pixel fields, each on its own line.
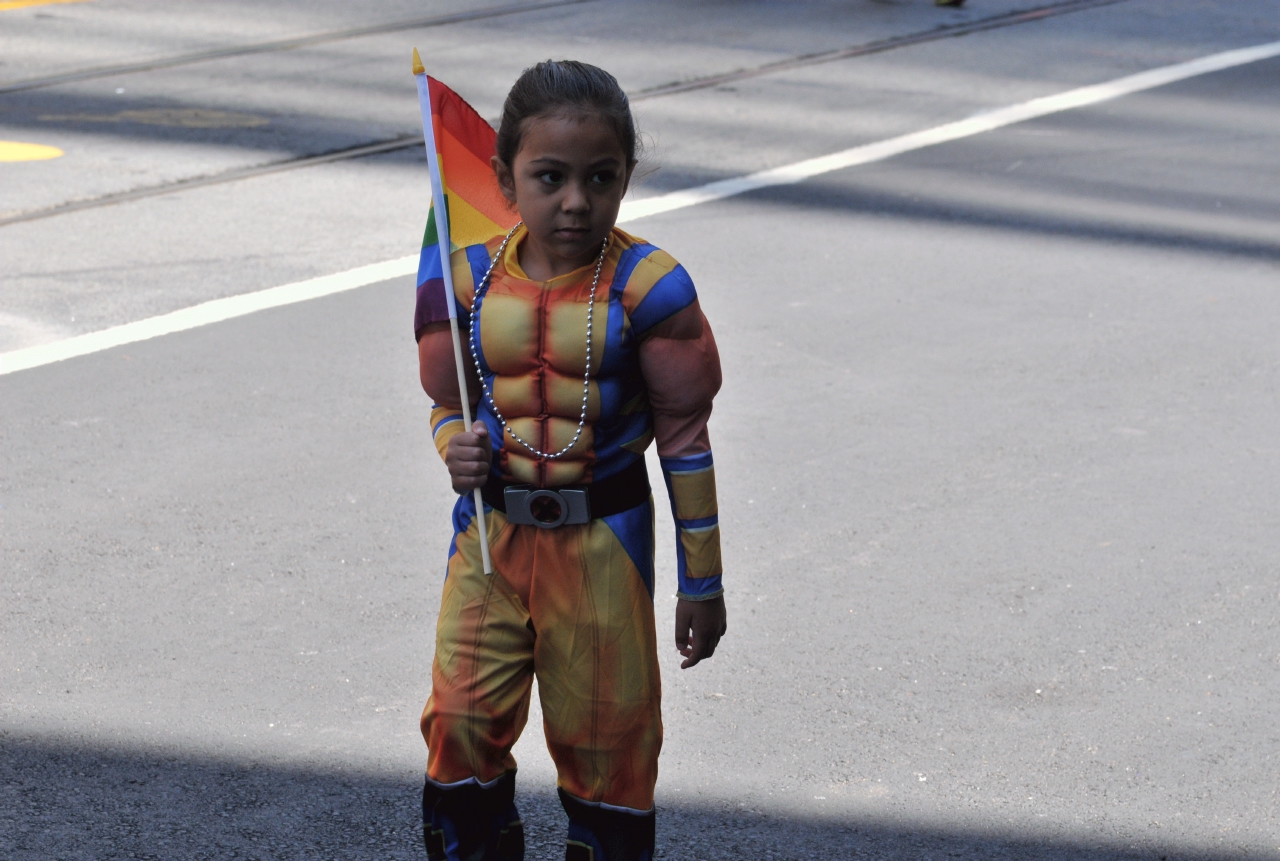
left=495, top=60, right=638, bottom=167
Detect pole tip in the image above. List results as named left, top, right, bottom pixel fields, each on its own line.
left=412, top=48, right=424, bottom=76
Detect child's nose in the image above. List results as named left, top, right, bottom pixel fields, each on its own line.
left=561, top=180, right=590, bottom=212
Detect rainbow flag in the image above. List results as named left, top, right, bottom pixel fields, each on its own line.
left=413, top=51, right=517, bottom=294
left=412, top=50, right=505, bottom=574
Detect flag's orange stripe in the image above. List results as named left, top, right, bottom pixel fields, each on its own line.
left=438, top=130, right=491, bottom=183
left=438, top=131, right=497, bottom=200
left=440, top=129, right=516, bottom=226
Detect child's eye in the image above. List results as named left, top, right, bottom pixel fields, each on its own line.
left=591, top=170, right=617, bottom=186
left=536, top=170, right=564, bottom=185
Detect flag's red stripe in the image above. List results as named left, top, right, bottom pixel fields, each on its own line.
left=429, top=76, right=498, bottom=167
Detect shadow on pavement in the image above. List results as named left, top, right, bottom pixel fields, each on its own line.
left=1, top=734, right=1264, bottom=860
left=1, top=88, right=409, bottom=160
left=749, top=180, right=1280, bottom=264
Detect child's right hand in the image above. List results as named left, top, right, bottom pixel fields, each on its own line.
left=445, top=422, right=493, bottom=494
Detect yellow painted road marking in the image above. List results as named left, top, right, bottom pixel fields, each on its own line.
left=0, top=0, right=91, bottom=11
left=0, top=140, right=64, bottom=161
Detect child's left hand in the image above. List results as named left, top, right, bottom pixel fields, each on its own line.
left=675, top=596, right=727, bottom=669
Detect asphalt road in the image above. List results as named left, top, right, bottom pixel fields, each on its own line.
left=3, top=1, right=1279, bottom=859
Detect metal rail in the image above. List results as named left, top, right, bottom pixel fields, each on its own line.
left=0, top=136, right=423, bottom=226
left=630, top=0, right=1130, bottom=100
left=0, top=0, right=1132, bottom=226
left=0, top=0, right=594, bottom=95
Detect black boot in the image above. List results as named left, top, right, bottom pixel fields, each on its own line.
left=559, top=788, right=654, bottom=861
left=422, top=771, right=524, bottom=861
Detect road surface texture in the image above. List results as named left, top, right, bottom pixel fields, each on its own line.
left=3, top=1, right=1279, bottom=859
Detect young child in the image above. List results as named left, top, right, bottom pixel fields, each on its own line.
left=415, top=60, right=726, bottom=861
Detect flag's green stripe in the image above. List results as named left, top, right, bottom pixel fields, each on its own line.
left=422, top=207, right=438, bottom=248
left=421, top=198, right=460, bottom=252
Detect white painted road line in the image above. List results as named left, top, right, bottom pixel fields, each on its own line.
left=616, top=40, right=1280, bottom=223
left=4, top=39, right=1278, bottom=376
left=0, top=256, right=417, bottom=374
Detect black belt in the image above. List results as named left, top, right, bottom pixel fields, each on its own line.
left=480, top=458, right=650, bottom=526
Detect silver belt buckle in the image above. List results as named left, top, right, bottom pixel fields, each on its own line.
left=504, top=486, right=591, bottom=528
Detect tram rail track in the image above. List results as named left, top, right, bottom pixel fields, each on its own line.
left=632, top=0, right=1128, bottom=100
left=1, top=0, right=1131, bottom=227
left=0, top=0, right=593, bottom=95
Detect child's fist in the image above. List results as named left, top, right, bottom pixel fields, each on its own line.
left=445, top=422, right=493, bottom=494
left=675, top=595, right=727, bottom=669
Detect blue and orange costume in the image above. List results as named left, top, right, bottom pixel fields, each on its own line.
left=415, top=224, right=723, bottom=861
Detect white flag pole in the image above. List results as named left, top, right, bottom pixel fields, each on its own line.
left=414, top=51, right=493, bottom=576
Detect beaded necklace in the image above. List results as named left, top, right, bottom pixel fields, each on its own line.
left=468, top=222, right=609, bottom=461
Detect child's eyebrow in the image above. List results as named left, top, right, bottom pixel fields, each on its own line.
left=525, top=155, right=622, bottom=169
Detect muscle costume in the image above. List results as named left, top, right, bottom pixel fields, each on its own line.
left=415, top=224, right=722, bottom=861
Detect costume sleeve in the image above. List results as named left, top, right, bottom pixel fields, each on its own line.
left=638, top=300, right=724, bottom=601
left=625, top=258, right=698, bottom=338
left=419, top=326, right=474, bottom=462
left=417, top=244, right=487, bottom=463
left=429, top=404, right=466, bottom=460
left=414, top=236, right=453, bottom=340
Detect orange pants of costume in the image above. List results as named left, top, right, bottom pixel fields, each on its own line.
left=421, top=496, right=662, bottom=813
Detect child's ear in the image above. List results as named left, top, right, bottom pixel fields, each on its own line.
left=491, top=155, right=517, bottom=205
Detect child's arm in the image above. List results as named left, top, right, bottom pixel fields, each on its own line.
left=418, top=322, right=490, bottom=493
left=638, top=300, right=728, bottom=668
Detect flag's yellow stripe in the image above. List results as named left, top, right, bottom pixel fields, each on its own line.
left=446, top=191, right=506, bottom=251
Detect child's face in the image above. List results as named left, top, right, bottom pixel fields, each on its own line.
left=492, top=111, right=633, bottom=280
